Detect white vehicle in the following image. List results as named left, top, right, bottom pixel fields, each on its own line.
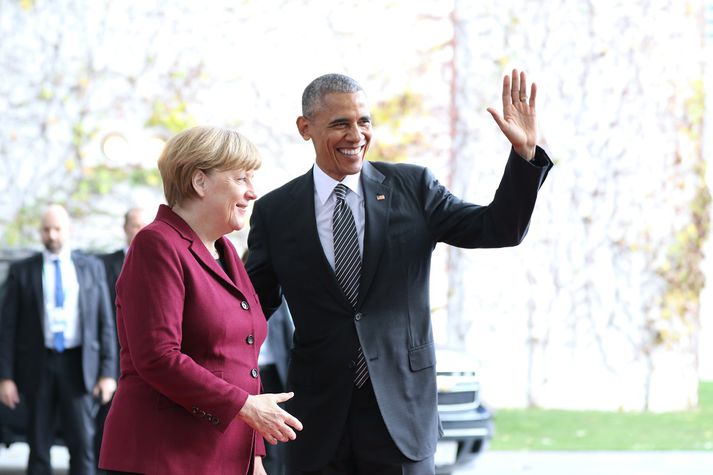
left=435, top=347, right=494, bottom=475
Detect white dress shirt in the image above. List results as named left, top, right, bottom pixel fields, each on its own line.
left=42, top=249, right=81, bottom=349
left=313, top=164, right=365, bottom=270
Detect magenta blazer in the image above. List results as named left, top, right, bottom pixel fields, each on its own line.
left=100, top=205, right=267, bottom=475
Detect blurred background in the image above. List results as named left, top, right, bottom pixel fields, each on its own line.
left=1, top=0, right=712, bottom=472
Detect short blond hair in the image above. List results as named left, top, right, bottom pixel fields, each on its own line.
left=157, top=126, right=261, bottom=207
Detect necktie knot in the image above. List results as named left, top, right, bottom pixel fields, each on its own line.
left=334, top=183, right=348, bottom=202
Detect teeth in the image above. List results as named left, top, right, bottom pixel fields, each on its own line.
left=339, top=147, right=361, bottom=156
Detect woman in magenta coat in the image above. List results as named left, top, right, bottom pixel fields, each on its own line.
left=99, top=126, right=301, bottom=475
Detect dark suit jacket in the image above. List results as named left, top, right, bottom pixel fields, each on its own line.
left=98, top=249, right=125, bottom=378
left=98, top=249, right=125, bottom=317
left=0, top=251, right=118, bottom=394
left=246, top=148, right=552, bottom=469
left=264, top=300, right=294, bottom=388
left=99, top=205, right=267, bottom=475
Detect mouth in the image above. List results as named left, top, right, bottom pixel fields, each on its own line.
left=337, top=145, right=365, bottom=159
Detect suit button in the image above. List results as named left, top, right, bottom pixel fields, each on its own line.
left=199, top=410, right=206, bottom=418
left=355, top=312, right=362, bottom=321
left=251, top=368, right=258, bottom=378
left=192, top=406, right=199, bottom=415
left=241, top=300, right=250, bottom=310
left=246, top=335, right=254, bottom=345
left=212, top=417, right=220, bottom=426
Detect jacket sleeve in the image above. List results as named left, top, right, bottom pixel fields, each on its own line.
left=424, top=146, right=553, bottom=248
left=94, top=258, right=118, bottom=380
left=0, top=263, right=20, bottom=380
left=246, top=199, right=283, bottom=318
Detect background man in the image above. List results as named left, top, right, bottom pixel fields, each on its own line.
left=94, top=206, right=146, bottom=471
left=0, top=203, right=118, bottom=475
left=246, top=70, right=552, bottom=474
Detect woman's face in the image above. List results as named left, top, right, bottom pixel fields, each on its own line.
left=202, top=168, right=257, bottom=233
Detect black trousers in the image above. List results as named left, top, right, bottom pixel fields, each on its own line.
left=27, top=347, right=98, bottom=475
left=261, top=363, right=287, bottom=475
left=288, top=379, right=435, bottom=475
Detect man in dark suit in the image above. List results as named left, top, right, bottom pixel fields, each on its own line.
left=0, top=204, right=118, bottom=475
left=246, top=71, right=553, bottom=474
left=98, top=208, right=147, bottom=318
left=94, top=207, right=146, bottom=471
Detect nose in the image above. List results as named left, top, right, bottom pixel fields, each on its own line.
left=245, top=180, right=257, bottom=201
left=346, top=123, right=362, bottom=142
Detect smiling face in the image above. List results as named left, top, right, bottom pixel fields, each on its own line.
left=297, top=91, right=372, bottom=181
left=201, top=168, right=257, bottom=234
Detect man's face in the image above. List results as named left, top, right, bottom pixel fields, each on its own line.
left=40, top=208, right=70, bottom=255
left=297, top=91, right=372, bottom=181
left=123, top=209, right=147, bottom=245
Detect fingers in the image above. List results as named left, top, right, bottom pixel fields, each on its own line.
left=486, top=107, right=506, bottom=133
left=503, top=69, right=534, bottom=106
left=273, top=391, right=295, bottom=403
left=510, top=68, right=521, bottom=104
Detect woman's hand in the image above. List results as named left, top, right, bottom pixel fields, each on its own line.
left=238, top=392, right=303, bottom=444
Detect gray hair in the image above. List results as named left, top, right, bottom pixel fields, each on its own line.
left=301, top=73, right=364, bottom=118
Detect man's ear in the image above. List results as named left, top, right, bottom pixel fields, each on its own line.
left=296, top=116, right=311, bottom=141
left=192, top=170, right=207, bottom=197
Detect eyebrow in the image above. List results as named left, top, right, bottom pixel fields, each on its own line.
left=327, top=115, right=371, bottom=126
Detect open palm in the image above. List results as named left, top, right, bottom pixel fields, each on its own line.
left=487, top=69, right=538, bottom=160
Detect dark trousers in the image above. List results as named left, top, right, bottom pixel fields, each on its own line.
left=94, top=396, right=112, bottom=475
left=288, top=379, right=435, bottom=475
left=261, top=363, right=287, bottom=475
left=27, top=347, right=97, bottom=475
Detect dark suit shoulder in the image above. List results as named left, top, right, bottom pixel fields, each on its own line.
left=98, top=249, right=124, bottom=264
left=72, top=249, right=103, bottom=266
left=8, top=252, right=42, bottom=273
left=367, top=160, right=427, bottom=177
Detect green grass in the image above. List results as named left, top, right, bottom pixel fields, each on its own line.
left=490, top=381, right=713, bottom=451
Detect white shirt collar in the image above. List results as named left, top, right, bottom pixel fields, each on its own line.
left=313, top=164, right=362, bottom=205
left=43, top=247, right=72, bottom=263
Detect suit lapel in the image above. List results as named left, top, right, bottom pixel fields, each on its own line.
left=154, top=205, right=242, bottom=295
left=189, top=239, right=242, bottom=293
left=289, top=169, right=352, bottom=309
left=357, top=161, right=390, bottom=308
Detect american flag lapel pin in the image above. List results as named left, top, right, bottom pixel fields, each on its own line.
left=376, top=194, right=385, bottom=201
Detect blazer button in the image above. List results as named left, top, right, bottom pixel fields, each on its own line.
left=192, top=406, right=199, bottom=415
left=241, top=300, right=250, bottom=310
left=212, top=417, right=220, bottom=426
left=251, top=368, right=258, bottom=378
left=354, top=312, right=362, bottom=321
left=246, top=335, right=254, bottom=345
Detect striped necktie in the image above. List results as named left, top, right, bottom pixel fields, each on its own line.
left=332, top=184, right=369, bottom=388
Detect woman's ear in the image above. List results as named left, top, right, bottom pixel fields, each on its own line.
left=192, top=170, right=207, bottom=197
